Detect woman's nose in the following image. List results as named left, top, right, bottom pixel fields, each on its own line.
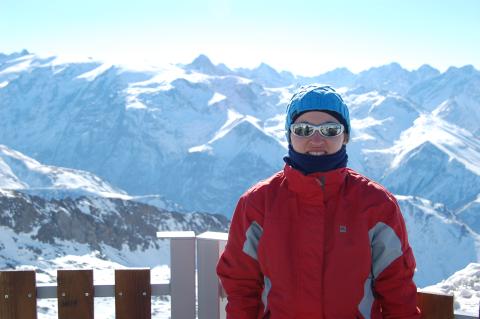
left=310, top=131, right=326, bottom=143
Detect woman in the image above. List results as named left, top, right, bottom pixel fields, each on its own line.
left=216, top=85, right=420, bottom=318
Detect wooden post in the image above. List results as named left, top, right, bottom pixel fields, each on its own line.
left=57, top=269, right=94, bottom=319
left=197, top=232, right=228, bottom=319
left=0, top=270, right=37, bottom=319
left=115, top=269, right=151, bottom=319
left=157, top=231, right=196, bottom=319
left=417, top=291, right=454, bottom=319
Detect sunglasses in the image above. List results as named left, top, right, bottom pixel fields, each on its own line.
left=290, top=122, right=344, bottom=138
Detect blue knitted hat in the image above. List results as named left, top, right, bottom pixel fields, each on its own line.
left=285, top=85, right=350, bottom=141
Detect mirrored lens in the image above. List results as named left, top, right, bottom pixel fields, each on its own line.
left=292, top=124, right=313, bottom=136
left=320, top=123, right=343, bottom=137
left=290, top=123, right=343, bottom=137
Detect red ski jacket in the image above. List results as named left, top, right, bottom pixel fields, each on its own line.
left=217, top=164, right=420, bottom=319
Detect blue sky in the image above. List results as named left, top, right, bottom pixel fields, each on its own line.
left=1, top=0, right=479, bottom=75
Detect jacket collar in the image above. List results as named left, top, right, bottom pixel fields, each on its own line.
left=284, top=164, right=347, bottom=201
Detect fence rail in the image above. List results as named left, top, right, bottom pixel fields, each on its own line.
left=34, top=282, right=170, bottom=299
left=0, top=231, right=477, bottom=319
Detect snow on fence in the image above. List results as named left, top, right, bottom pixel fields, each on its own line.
left=0, top=231, right=476, bottom=319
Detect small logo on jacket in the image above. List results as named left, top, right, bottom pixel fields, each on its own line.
left=339, top=225, right=347, bottom=233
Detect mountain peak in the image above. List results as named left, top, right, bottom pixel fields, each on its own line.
left=234, top=62, right=293, bottom=87
left=370, top=62, right=405, bottom=73
left=208, top=117, right=285, bottom=160
left=415, top=64, right=440, bottom=79
left=445, top=64, right=477, bottom=75
left=324, top=67, right=354, bottom=75
left=386, top=62, right=403, bottom=69
left=0, top=49, right=31, bottom=63
left=417, top=64, right=437, bottom=72
left=255, top=62, right=277, bottom=73
left=185, top=54, right=229, bottom=76
left=0, top=144, right=128, bottom=199
left=191, top=54, right=214, bottom=67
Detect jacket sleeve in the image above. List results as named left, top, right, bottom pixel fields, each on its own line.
left=216, top=195, right=265, bottom=319
left=371, top=197, right=421, bottom=318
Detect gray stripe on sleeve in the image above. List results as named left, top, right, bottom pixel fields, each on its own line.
left=358, top=275, right=374, bottom=319
left=262, top=275, right=271, bottom=311
left=369, top=222, right=403, bottom=278
left=358, top=222, right=403, bottom=317
left=242, top=221, right=263, bottom=260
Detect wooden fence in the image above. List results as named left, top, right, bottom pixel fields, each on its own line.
left=0, top=231, right=476, bottom=319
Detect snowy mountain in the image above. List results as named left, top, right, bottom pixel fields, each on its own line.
left=185, top=54, right=232, bottom=76
left=236, top=62, right=295, bottom=88
left=0, top=144, right=183, bottom=211
left=344, top=90, right=421, bottom=180
left=352, top=62, right=440, bottom=95
left=0, top=51, right=290, bottom=216
left=383, top=141, right=480, bottom=210
left=0, top=144, right=128, bottom=198
left=397, top=196, right=480, bottom=287
left=0, top=144, right=228, bottom=258
left=0, top=189, right=227, bottom=257
left=163, top=115, right=286, bottom=214
left=1, top=49, right=479, bottom=214
left=300, top=67, right=356, bottom=88
left=456, top=194, right=480, bottom=232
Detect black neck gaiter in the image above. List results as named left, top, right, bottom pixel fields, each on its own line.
left=283, top=144, right=348, bottom=175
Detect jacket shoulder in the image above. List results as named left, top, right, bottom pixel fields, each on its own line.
left=345, top=168, right=398, bottom=207
left=243, top=170, right=284, bottom=196
left=239, top=170, right=285, bottom=210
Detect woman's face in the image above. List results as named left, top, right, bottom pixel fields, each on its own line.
left=290, top=111, right=348, bottom=155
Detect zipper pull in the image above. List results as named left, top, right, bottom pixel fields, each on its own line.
left=316, top=176, right=326, bottom=190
